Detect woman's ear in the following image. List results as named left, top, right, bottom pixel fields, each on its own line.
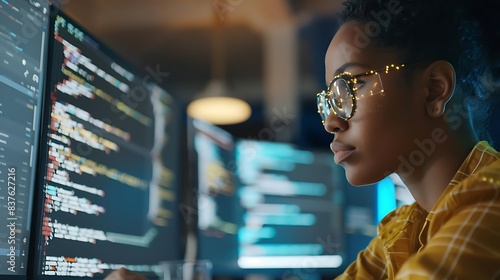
left=423, top=60, right=456, bottom=118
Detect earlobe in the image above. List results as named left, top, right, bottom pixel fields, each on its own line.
left=424, top=61, right=456, bottom=118
left=426, top=104, right=446, bottom=119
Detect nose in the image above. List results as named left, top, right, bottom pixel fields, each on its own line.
left=324, top=110, right=348, bottom=134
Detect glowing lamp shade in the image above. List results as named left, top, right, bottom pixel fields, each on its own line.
left=187, top=96, right=251, bottom=125
left=187, top=81, right=251, bottom=125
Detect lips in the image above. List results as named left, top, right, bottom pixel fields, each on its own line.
left=330, top=142, right=356, bottom=164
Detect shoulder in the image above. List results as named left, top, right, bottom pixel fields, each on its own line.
left=429, top=156, right=500, bottom=233
left=400, top=159, right=500, bottom=279
left=434, top=143, right=500, bottom=212
left=462, top=156, right=500, bottom=196
left=444, top=157, right=500, bottom=208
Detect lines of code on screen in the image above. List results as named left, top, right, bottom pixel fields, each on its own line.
left=33, top=13, right=179, bottom=279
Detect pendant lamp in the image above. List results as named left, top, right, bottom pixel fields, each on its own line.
left=186, top=11, right=251, bottom=125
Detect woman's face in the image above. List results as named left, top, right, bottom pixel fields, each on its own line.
left=324, top=21, right=429, bottom=186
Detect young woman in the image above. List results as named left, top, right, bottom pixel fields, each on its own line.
left=318, top=0, right=500, bottom=278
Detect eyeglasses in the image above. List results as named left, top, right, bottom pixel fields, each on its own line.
left=317, top=63, right=413, bottom=123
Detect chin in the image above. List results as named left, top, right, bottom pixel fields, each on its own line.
left=343, top=165, right=386, bottom=187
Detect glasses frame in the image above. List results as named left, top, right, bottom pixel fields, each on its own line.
left=317, top=63, right=414, bottom=123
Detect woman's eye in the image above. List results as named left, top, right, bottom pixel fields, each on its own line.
left=352, top=80, right=365, bottom=90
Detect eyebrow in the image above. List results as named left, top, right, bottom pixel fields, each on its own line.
left=334, top=62, right=371, bottom=76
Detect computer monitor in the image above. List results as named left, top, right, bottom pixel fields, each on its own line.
left=234, top=140, right=346, bottom=279
left=188, top=118, right=240, bottom=275
left=0, top=0, right=49, bottom=279
left=30, top=9, right=182, bottom=279
left=190, top=124, right=348, bottom=278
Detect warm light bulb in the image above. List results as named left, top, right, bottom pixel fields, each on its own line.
left=187, top=96, right=252, bottom=125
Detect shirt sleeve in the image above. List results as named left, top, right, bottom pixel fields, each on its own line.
left=395, top=195, right=500, bottom=279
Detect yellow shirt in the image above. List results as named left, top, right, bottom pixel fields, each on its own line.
left=336, top=141, right=500, bottom=280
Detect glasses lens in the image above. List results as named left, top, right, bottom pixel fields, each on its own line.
left=331, top=79, right=353, bottom=119
left=317, top=92, right=329, bottom=122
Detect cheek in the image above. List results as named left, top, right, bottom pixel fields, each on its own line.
left=345, top=92, right=419, bottom=184
left=355, top=114, right=404, bottom=165
left=361, top=92, right=418, bottom=147
left=356, top=81, right=419, bottom=133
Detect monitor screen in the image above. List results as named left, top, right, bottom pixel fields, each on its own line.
left=0, top=0, right=49, bottom=278
left=191, top=126, right=347, bottom=278
left=235, top=140, right=345, bottom=278
left=189, top=118, right=239, bottom=275
left=31, top=10, right=182, bottom=279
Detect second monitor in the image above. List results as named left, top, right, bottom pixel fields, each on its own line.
left=30, top=9, right=182, bottom=280
left=190, top=118, right=346, bottom=279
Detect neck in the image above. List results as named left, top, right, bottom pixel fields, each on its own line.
left=398, top=128, right=478, bottom=212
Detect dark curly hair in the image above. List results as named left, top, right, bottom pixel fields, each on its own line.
left=339, top=0, right=500, bottom=142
